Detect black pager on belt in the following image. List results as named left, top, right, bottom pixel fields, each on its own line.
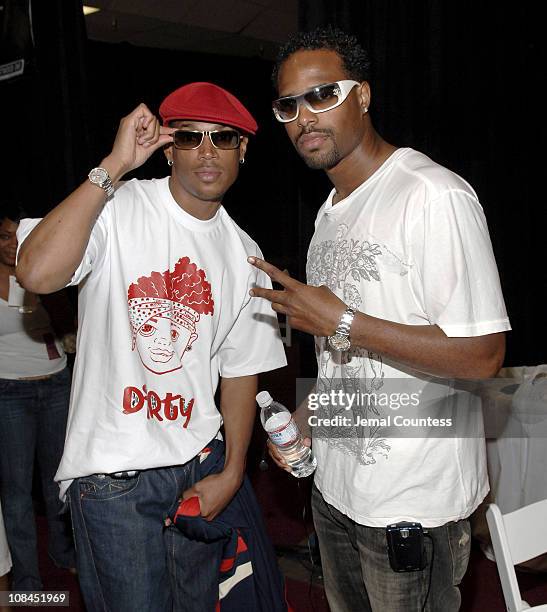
left=386, top=521, right=426, bottom=572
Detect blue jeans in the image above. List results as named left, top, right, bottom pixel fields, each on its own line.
left=0, top=368, right=75, bottom=590
left=68, top=458, right=225, bottom=612
left=311, top=484, right=471, bottom=612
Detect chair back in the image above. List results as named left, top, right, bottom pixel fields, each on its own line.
left=486, top=500, right=547, bottom=612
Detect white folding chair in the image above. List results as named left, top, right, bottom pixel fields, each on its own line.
left=486, top=500, right=547, bottom=611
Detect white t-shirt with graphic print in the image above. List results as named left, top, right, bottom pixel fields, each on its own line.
left=307, top=148, right=510, bottom=528
left=18, top=177, right=287, bottom=499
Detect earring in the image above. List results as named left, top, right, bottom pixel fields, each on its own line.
left=363, top=106, right=368, bottom=113
left=167, top=160, right=174, bottom=166
left=239, top=158, right=245, bottom=165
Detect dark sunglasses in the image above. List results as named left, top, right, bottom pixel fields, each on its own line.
left=172, top=129, right=241, bottom=150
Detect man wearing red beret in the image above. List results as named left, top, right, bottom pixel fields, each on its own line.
left=15, top=83, right=287, bottom=611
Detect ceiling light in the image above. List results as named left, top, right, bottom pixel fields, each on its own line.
left=83, top=6, right=100, bottom=16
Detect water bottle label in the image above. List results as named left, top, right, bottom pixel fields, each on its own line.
left=266, top=415, right=300, bottom=446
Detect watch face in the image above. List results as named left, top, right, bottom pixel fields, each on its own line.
left=328, top=334, right=351, bottom=352
left=89, top=167, right=108, bottom=185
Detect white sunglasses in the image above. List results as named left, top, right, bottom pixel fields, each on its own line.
left=272, top=80, right=360, bottom=123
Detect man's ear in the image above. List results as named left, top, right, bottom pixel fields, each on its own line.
left=239, top=136, right=249, bottom=162
left=164, top=143, right=174, bottom=164
left=357, top=81, right=371, bottom=114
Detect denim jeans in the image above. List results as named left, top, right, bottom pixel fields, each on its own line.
left=0, top=368, right=75, bottom=590
left=68, top=457, right=225, bottom=612
left=311, top=484, right=471, bottom=612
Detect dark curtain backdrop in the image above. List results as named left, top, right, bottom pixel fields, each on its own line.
left=2, top=0, right=90, bottom=207
left=1, top=0, right=544, bottom=368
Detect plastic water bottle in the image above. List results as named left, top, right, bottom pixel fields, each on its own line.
left=256, top=391, right=316, bottom=478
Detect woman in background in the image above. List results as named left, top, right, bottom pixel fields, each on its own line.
left=0, top=203, right=74, bottom=591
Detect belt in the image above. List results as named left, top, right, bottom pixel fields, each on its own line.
left=95, top=470, right=139, bottom=479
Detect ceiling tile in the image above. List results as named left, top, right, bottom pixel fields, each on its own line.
left=106, top=0, right=196, bottom=23
left=84, top=0, right=297, bottom=59
left=183, top=0, right=264, bottom=33
left=245, top=5, right=298, bottom=43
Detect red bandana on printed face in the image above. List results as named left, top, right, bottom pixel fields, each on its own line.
left=127, top=257, right=214, bottom=375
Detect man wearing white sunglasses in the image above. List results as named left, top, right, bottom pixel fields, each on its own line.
left=250, top=26, right=510, bottom=612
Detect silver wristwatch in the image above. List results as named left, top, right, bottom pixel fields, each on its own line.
left=328, top=307, right=355, bottom=352
left=88, top=167, right=115, bottom=198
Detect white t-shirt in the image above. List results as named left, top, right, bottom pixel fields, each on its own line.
left=18, top=177, right=287, bottom=498
left=0, top=296, right=66, bottom=378
left=307, top=148, right=511, bottom=527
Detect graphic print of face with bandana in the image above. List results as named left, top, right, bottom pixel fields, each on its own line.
left=127, top=257, right=214, bottom=374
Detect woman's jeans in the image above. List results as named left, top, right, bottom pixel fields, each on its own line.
left=0, top=368, right=75, bottom=590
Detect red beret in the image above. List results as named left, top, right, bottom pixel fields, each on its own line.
left=159, top=82, right=258, bottom=135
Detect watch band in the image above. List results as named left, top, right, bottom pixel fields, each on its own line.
left=327, top=306, right=355, bottom=351
left=100, top=177, right=115, bottom=198
left=336, top=307, right=355, bottom=337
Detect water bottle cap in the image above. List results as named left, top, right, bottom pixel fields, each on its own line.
left=256, top=391, right=273, bottom=408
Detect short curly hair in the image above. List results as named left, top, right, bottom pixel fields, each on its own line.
left=2, top=202, right=27, bottom=224
left=272, top=26, right=371, bottom=90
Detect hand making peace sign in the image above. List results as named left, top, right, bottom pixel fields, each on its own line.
left=247, top=256, right=347, bottom=338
